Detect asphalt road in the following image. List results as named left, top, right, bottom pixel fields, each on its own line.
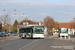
left=0, top=38, right=75, bottom=50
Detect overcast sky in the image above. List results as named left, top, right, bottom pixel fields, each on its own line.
left=0, top=0, right=75, bottom=25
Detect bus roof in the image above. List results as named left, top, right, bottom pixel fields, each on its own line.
left=19, top=25, right=44, bottom=29
left=27, top=25, right=44, bottom=26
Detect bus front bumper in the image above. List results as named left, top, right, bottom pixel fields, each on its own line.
left=60, top=34, right=68, bottom=36
left=33, top=34, right=44, bottom=38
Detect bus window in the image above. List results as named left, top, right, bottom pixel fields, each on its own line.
left=34, top=26, right=44, bottom=33
left=19, top=29, right=26, bottom=33
left=26, top=28, right=31, bottom=33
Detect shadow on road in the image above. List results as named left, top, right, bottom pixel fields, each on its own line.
left=70, top=35, right=75, bottom=38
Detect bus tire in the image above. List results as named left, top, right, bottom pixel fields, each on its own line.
left=59, top=35, right=60, bottom=37
left=31, top=37, right=33, bottom=39
left=21, top=36, right=25, bottom=39
left=58, top=34, right=60, bottom=37
left=21, top=37, right=25, bottom=39
left=24, top=35, right=27, bottom=39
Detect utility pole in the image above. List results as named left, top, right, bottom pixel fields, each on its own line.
left=3, top=9, right=16, bottom=32
left=15, top=14, right=24, bottom=24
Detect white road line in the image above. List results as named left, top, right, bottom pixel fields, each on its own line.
left=19, top=40, right=38, bottom=50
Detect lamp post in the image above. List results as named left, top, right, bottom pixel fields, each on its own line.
left=15, top=14, right=24, bottom=35
left=14, top=14, right=24, bottom=24
left=3, top=9, right=16, bottom=32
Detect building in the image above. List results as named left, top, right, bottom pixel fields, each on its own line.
left=2, top=23, right=13, bottom=32
left=59, top=23, right=71, bottom=29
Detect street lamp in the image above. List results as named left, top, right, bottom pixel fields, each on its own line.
left=3, top=9, right=16, bottom=32
left=14, top=14, right=24, bottom=24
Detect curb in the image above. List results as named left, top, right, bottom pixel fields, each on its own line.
left=70, top=39, right=75, bottom=43
left=58, top=39, right=71, bottom=40
left=0, top=38, right=19, bottom=42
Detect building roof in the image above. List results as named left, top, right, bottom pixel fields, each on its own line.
left=59, top=23, right=71, bottom=29
left=20, top=20, right=39, bottom=25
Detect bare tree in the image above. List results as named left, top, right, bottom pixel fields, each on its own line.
left=55, top=21, right=59, bottom=30
left=0, top=14, right=9, bottom=32
left=1, top=14, right=9, bottom=24
left=70, top=18, right=75, bottom=29
left=43, top=16, right=56, bottom=32
left=0, top=16, right=2, bottom=24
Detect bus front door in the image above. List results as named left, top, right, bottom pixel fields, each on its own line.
left=30, top=29, right=33, bottom=38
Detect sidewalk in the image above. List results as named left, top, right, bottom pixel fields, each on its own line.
left=49, top=34, right=58, bottom=38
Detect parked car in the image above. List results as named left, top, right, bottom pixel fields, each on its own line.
left=12, top=33, right=17, bottom=36
left=51, top=32, right=53, bottom=35
left=48, top=32, right=53, bottom=35
left=0, top=32, right=4, bottom=37
left=50, top=32, right=53, bottom=35
left=5, top=32, right=9, bottom=36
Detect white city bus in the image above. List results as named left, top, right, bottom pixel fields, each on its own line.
left=19, top=25, right=44, bottom=39
left=58, top=28, right=68, bottom=37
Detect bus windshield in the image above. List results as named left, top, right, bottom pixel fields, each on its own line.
left=60, top=28, right=68, bottom=33
left=34, top=26, right=44, bottom=33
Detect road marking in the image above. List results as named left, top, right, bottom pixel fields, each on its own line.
left=19, top=40, right=38, bottom=50
left=50, top=46, right=74, bottom=49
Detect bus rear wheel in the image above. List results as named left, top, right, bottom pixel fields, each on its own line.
left=21, top=36, right=25, bottom=39
left=22, top=37, right=25, bottom=39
